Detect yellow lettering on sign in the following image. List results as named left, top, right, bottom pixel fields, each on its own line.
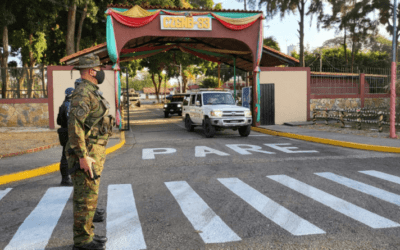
left=175, top=17, right=181, bottom=28
left=198, top=17, right=203, bottom=28
left=203, top=18, right=210, bottom=29
left=187, top=17, right=194, bottom=28
left=163, top=17, right=170, bottom=28
left=181, top=17, right=188, bottom=28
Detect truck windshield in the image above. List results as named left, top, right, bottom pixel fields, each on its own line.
left=171, top=96, right=186, bottom=102
left=203, top=93, right=235, bottom=105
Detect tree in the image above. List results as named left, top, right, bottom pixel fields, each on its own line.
left=263, top=36, right=280, bottom=51
left=201, top=77, right=219, bottom=88
left=259, top=0, right=323, bottom=67
left=373, top=0, right=400, bottom=63
left=0, top=0, right=17, bottom=98
left=235, top=0, right=256, bottom=10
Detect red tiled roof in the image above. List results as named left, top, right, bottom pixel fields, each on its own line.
left=107, top=4, right=263, bottom=13
left=60, top=43, right=107, bottom=63
left=263, top=45, right=300, bottom=64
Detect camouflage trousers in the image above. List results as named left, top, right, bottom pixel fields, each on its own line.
left=66, top=142, right=106, bottom=246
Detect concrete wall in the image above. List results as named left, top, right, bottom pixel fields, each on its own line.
left=52, top=69, right=116, bottom=128
left=260, top=69, right=308, bottom=124
left=0, top=103, right=49, bottom=127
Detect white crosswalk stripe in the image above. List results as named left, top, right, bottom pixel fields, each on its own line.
left=4, top=169, right=400, bottom=248
left=267, top=175, right=400, bottom=229
left=4, top=187, right=72, bottom=250
left=218, top=178, right=325, bottom=236
left=316, top=172, right=400, bottom=206
left=359, top=170, right=400, bottom=185
left=0, top=188, right=12, bottom=201
left=107, top=184, right=147, bottom=250
left=165, top=181, right=241, bottom=243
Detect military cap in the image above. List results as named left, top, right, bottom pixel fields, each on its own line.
left=73, top=53, right=105, bottom=69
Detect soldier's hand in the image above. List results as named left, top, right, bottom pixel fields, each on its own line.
left=79, top=157, right=96, bottom=179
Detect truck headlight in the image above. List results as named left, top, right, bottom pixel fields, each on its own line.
left=177, top=104, right=182, bottom=107
left=245, top=110, right=252, bottom=117
left=210, top=110, right=223, bottom=118
left=163, top=104, right=168, bottom=108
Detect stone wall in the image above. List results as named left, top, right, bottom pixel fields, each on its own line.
left=310, top=97, right=400, bottom=117
left=0, top=103, right=49, bottom=127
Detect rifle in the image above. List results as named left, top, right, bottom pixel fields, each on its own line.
left=68, top=149, right=100, bottom=184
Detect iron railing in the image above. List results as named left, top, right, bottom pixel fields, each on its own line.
left=0, top=67, right=47, bottom=99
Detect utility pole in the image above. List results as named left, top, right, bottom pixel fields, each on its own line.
left=390, top=0, right=397, bottom=138
left=179, top=64, right=182, bottom=93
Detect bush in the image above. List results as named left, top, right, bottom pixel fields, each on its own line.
left=201, top=77, right=219, bottom=88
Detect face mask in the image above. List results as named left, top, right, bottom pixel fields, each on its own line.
left=95, top=69, right=105, bottom=84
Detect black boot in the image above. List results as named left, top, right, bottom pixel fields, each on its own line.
left=93, top=235, right=107, bottom=243
left=72, top=240, right=105, bottom=250
left=93, top=210, right=105, bottom=223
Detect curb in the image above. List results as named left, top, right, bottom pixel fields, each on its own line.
left=251, top=127, right=400, bottom=153
left=0, top=143, right=60, bottom=159
left=0, top=131, right=126, bottom=186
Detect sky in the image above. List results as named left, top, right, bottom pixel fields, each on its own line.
left=8, top=0, right=394, bottom=66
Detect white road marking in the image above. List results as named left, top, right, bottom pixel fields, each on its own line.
left=195, top=146, right=230, bottom=157
left=248, top=134, right=270, bottom=137
left=4, top=187, right=73, bottom=250
left=142, top=148, right=176, bottom=160
left=264, top=143, right=319, bottom=153
left=316, top=172, right=400, bottom=206
left=218, top=178, right=325, bottom=236
left=225, top=144, right=275, bottom=155
left=165, top=181, right=241, bottom=243
left=0, top=188, right=12, bottom=201
left=175, top=123, right=186, bottom=129
left=359, top=170, right=400, bottom=185
left=107, top=184, right=147, bottom=250
left=267, top=175, right=400, bottom=229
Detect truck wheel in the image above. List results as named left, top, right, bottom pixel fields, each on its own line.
left=204, top=118, right=216, bottom=138
left=185, top=116, right=194, bottom=132
left=164, top=112, right=169, bottom=118
left=239, top=125, right=251, bottom=137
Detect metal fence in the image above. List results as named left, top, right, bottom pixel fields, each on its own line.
left=310, top=67, right=391, bottom=96
left=0, top=67, right=47, bottom=99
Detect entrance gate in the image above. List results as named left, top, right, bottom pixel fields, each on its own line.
left=260, top=84, right=275, bottom=125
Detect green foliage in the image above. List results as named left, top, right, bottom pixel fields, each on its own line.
left=121, top=72, right=154, bottom=90
left=121, top=60, right=143, bottom=79
left=12, top=30, right=47, bottom=66
left=205, top=64, right=246, bottom=83
left=201, top=77, right=219, bottom=88
left=189, top=0, right=214, bottom=8
left=263, top=36, right=280, bottom=51
left=214, top=3, right=222, bottom=10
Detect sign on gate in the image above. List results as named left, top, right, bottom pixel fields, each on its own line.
left=242, top=87, right=252, bottom=109
left=160, top=15, right=212, bottom=31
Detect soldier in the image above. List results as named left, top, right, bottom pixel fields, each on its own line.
left=65, top=54, right=114, bottom=250
left=57, top=87, right=74, bottom=186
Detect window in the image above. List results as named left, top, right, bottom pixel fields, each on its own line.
left=190, top=95, right=196, bottom=106
left=183, top=95, right=190, bottom=106
left=196, top=94, right=202, bottom=106
left=203, top=93, right=235, bottom=105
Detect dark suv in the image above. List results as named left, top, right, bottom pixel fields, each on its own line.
left=163, top=94, right=190, bottom=118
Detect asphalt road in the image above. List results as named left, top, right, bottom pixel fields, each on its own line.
left=1, top=105, right=400, bottom=249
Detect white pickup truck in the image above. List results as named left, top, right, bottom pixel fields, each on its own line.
left=182, top=90, right=252, bottom=138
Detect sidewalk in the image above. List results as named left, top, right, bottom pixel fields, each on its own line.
left=252, top=124, right=400, bottom=153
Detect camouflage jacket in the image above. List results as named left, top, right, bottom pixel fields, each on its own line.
left=68, top=79, right=111, bottom=158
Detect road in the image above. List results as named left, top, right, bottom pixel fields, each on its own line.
left=1, top=105, right=400, bottom=249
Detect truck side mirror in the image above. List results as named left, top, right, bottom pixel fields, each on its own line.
left=196, top=100, right=201, bottom=106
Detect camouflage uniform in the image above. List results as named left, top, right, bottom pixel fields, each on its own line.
left=65, top=76, right=113, bottom=246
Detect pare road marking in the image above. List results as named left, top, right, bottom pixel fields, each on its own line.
left=142, top=143, right=319, bottom=160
